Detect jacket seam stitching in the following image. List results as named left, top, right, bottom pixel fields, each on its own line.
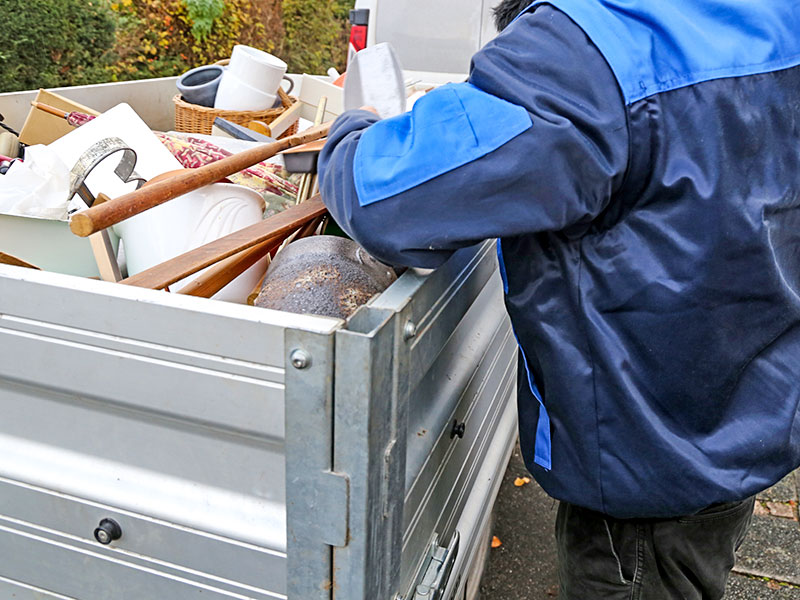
left=537, top=2, right=633, bottom=198
left=627, top=54, right=800, bottom=102
left=577, top=240, right=606, bottom=513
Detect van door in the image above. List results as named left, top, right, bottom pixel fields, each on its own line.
left=371, top=0, right=503, bottom=74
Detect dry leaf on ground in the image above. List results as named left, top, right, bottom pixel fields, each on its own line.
left=491, top=536, right=503, bottom=549
left=767, top=581, right=783, bottom=590
left=765, top=501, right=796, bottom=519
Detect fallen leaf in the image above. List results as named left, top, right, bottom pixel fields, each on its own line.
left=767, top=581, right=782, bottom=590
left=491, top=536, right=502, bottom=549
left=753, top=502, right=770, bottom=516
left=514, top=477, right=532, bottom=487
left=765, top=501, right=795, bottom=519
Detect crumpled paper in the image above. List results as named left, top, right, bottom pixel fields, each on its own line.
left=0, top=145, right=71, bottom=220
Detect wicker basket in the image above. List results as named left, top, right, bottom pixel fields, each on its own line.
left=173, top=87, right=299, bottom=138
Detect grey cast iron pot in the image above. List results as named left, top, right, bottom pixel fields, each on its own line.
left=255, top=236, right=397, bottom=320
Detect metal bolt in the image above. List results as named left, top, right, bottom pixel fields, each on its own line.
left=290, top=349, right=312, bottom=370
left=403, top=321, right=417, bottom=341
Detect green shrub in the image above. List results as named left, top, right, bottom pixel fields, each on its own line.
left=185, top=0, right=226, bottom=41
left=0, top=0, right=355, bottom=92
left=109, top=0, right=283, bottom=81
left=0, top=0, right=116, bottom=92
left=280, top=0, right=353, bottom=74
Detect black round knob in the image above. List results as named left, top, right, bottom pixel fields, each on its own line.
left=94, top=518, right=122, bottom=545
left=451, top=420, right=466, bottom=439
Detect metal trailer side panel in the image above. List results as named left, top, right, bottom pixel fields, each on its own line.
left=0, top=77, right=179, bottom=133
left=324, top=243, right=518, bottom=600
left=0, top=265, right=340, bottom=599
left=398, top=276, right=517, bottom=598
left=0, top=242, right=516, bottom=600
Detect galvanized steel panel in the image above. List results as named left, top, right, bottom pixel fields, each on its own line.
left=0, top=477, right=286, bottom=594
left=399, top=280, right=516, bottom=595
left=0, top=265, right=340, bottom=367
left=0, top=241, right=516, bottom=600
left=0, top=522, right=286, bottom=599
left=0, top=266, right=337, bottom=599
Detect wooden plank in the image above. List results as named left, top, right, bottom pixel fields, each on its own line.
left=0, top=252, right=40, bottom=270
left=120, top=196, right=326, bottom=290
left=176, top=238, right=278, bottom=299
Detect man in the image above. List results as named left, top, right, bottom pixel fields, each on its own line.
left=318, top=1, right=800, bottom=597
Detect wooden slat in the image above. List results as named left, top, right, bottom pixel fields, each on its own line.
left=0, top=252, right=41, bottom=270
left=120, top=196, right=326, bottom=290
left=176, top=237, right=278, bottom=299
left=70, top=122, right=331, bottom=237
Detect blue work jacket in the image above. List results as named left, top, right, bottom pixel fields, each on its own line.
left=318, top=1, right=800, bottom=518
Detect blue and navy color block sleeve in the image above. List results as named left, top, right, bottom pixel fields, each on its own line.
left=318, top=6, right=630, bottom=268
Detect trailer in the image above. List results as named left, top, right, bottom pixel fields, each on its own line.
left=0, top=64, right=518, bottom=599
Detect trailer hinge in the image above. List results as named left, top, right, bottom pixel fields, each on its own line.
left=303, top=470, right=350, bottom=548
left=411, top=531, right=460, bottom=600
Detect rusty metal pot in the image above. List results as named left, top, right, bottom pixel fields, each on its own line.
left=254, top=236, right=397, bottom=319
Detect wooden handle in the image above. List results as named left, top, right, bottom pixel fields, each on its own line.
left=31, top=101, right=69, bottom=119
left=120, top=196, right=327, bottom=290
left=176, top=237, right=277, bottom=298
left=70, top=122, right=332, bottom=237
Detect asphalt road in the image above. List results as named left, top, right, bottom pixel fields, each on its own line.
left=479, top=444, right=800, bottom=599
left=479, top=444, right=559, bottom=599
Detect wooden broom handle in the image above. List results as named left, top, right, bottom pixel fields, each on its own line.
left=70, top=121, right=332, bottom=237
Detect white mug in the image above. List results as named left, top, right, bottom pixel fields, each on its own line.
left=229, top=45, right=288, bottom=96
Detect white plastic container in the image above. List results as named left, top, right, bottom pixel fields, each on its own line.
left=112, top=183, right=267, bottom=302
left=0, top=213, right=119, bottom=277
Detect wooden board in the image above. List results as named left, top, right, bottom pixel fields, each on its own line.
left=19, top=89, right=100, bottom=145
left=70, top=121, right=331, bottom=237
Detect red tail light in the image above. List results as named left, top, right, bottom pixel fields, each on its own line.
left=347, top=9, right=370, bottom=67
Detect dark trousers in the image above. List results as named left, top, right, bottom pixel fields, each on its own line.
left=556, top=497, right=755, bottom=599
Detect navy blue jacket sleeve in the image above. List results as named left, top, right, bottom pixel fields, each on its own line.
left=318, top=6, right=629, bottom=268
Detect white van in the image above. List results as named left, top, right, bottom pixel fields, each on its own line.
left=354, top=0, right=502, bottom=74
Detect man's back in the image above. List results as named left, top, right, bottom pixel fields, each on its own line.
left=319, top=0, right=800, bottom=518
left=498, top=0, right=800, bottom=518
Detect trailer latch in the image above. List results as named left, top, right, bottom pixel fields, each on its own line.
left=412, top=531, right=460, bottom=600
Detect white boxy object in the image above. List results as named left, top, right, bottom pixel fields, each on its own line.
left=0, top=212, right=119, bottom=277
left=355, top=0, right=504, bottom=74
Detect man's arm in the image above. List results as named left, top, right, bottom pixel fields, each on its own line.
left=318, top=6, right=629, bottom=268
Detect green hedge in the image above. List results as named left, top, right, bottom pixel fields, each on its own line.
left=280, top=0, right=352, bottom=75
left=0, top=0, right=116, bottom=92
left=0, top=0, right=354, bottom=93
